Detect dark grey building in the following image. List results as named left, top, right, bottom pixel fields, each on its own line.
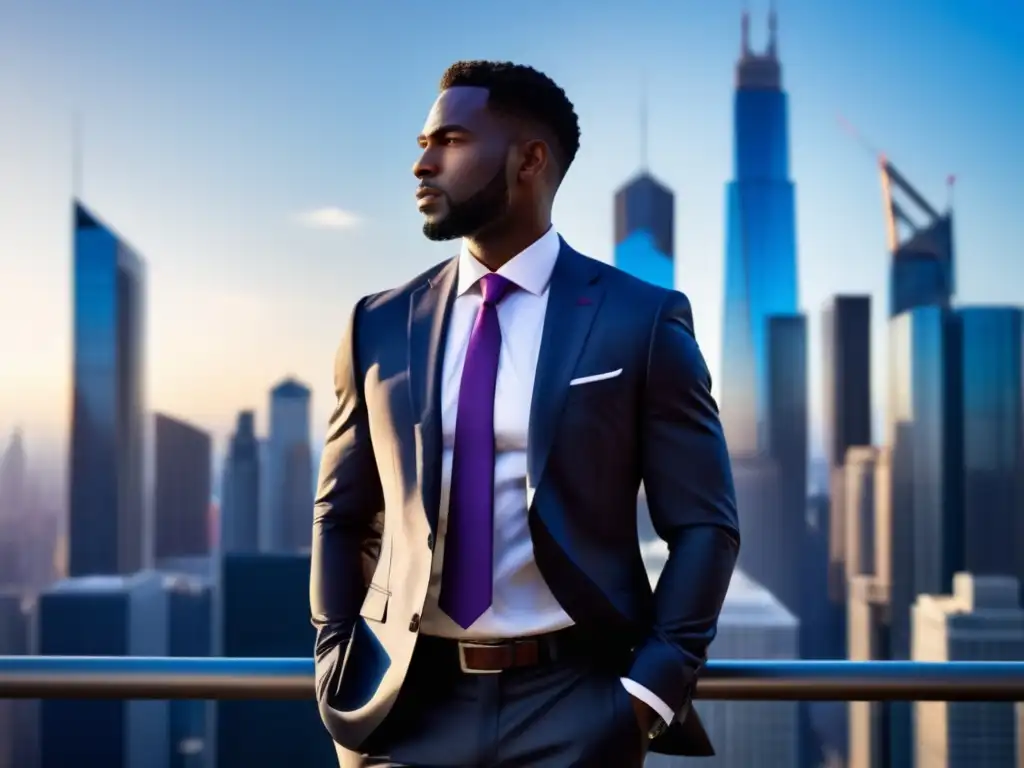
left=214, top=553, right=334, bottom=766
left=821, top=295, right=873, bottom=603
left=37, top=572, right=169, bottom=768
left=155, top=414, right=212, bottom=560
left=68, top=201, right=147, bottom=576
left=221, top=411, right=260, bottom=553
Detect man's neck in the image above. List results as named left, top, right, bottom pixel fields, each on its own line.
left=464, top=220, right=551, bottom=272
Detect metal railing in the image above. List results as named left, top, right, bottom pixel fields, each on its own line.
left=2, top=658, right=1024, bottom=701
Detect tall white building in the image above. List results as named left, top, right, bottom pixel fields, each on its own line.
left=843, top=446, right=879, bottom=581
left=913, top=573, right=1024, bottom=767
left=642, top=541, right=799, bottom=767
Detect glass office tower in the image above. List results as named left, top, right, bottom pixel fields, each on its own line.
left=720, top=9, right=799, bottom=455
left=958, top=307, right=1024, bottom=585
left=68, top=201, right=147, bottom=576
left=763, top=314, right=807, bottom=615
left=613, top=172, right=674, bottom=290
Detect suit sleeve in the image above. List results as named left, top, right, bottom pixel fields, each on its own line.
left=309, top=297, right=384, bottom=705
left=627, top=290, right=741, bottom=717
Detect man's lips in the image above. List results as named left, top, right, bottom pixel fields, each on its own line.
left=416, top=188, right=442, bottom=209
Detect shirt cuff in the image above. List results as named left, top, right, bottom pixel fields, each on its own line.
left=620, top=677, right=675, bottom=727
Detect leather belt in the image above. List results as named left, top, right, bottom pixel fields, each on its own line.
left=418, top=627, right=595, bottom=675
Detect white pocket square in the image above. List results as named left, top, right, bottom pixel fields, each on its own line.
left=569, top=368, right=623, bottom=386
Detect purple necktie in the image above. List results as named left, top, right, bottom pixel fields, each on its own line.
left=439, top=272, right=515, bottom=628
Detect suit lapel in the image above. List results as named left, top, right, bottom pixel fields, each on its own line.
left=408, top=257, right=458, bottom=532
left=527, top=240, right=605, bottom=492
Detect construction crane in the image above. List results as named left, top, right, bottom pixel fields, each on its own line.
left=836, top=113, right=955, bottom=253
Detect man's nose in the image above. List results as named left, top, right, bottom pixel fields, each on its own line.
left=412, top=151, right=439, bottom=180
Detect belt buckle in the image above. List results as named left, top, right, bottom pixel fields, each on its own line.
left=457, top=640, right=507, bottom=675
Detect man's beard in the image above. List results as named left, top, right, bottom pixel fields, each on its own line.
left=422, top=165, right=509, bottom=242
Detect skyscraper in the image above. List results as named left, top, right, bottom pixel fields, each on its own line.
left=613, top=94, right=674, bottom=290
left=221, top=411, right=260, bottom=554
left=958, top=307, right=1024, bottom=587
left=762, top=314, right=807, bottom=615
left=262, top=380, right=313, bottom=553
left=822, top=295, right=873, bottom=600
left=720, top=7, right=799, bottom=456
left=154, top=414, right=212, bottom=561
left=68, top=201, right=147, bottom=577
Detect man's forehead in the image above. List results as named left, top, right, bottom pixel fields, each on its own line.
left=421, top=86, right=491, bottom=135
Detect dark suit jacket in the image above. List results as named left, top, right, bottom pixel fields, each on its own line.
left=310, top=240, right=740, bottom=757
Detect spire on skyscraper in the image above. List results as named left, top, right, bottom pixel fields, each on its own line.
left=639, top=74, right=648, bottom=171
left=735, top=3, right=782, bottom=90
left=741, top=8, right=751, bottom=56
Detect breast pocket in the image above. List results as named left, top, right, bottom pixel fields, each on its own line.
left=566, top=366, right=630, bottom=410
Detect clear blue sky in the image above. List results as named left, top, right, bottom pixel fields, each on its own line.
left=1, top=0, right=1021, bottom=468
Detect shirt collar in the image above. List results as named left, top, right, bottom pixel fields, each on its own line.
left=456, top=225, right=560, bottom=298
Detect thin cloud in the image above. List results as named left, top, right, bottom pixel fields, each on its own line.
left=293, top=207, right=363, bottom=231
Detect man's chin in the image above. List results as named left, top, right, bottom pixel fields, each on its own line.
left=421, top=217, right=461, bottom=242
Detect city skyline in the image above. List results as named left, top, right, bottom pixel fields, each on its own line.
left=2, top=0, right=1022, bottom=466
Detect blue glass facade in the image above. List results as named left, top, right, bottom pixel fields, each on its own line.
left=720, top=40, right=799, bottom=455
left=958, top=307, right=1024, bottom=584
left=613, top=172, right=674, bottom=290
left=887, top=307, right=963, bottom=634
left=38, top=573, right=169, bottom=768
left=909, top=308, right=963, bottom=599
left=69, top=202, right=147, bottom=576
left=763, top=314, right=807, bottom=614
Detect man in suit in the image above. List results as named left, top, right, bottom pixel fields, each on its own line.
left=311, top=60, right=740, bottom=767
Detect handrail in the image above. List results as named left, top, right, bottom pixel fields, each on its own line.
left=1, top=658, right=1024, bottom=701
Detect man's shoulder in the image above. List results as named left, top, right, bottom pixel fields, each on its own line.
left=356, top=256, right=455, bottom=317
left=572, top=248, right=691, bottom=315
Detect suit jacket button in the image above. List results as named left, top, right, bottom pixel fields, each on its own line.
left=426, top=533, right=434, bottom=551
left=408, top=614, right=420, bottom=632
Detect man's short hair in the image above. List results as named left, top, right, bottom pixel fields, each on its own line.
left=439, top=60, right=581, bottom=177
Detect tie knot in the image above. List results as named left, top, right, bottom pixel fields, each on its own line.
left=479, top=273, right=514, bottom=306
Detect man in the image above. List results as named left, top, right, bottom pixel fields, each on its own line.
left=311, top=60, right=740, bottom=767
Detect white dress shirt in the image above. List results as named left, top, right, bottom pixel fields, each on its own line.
left=418, top=225, right=674, bottom=726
